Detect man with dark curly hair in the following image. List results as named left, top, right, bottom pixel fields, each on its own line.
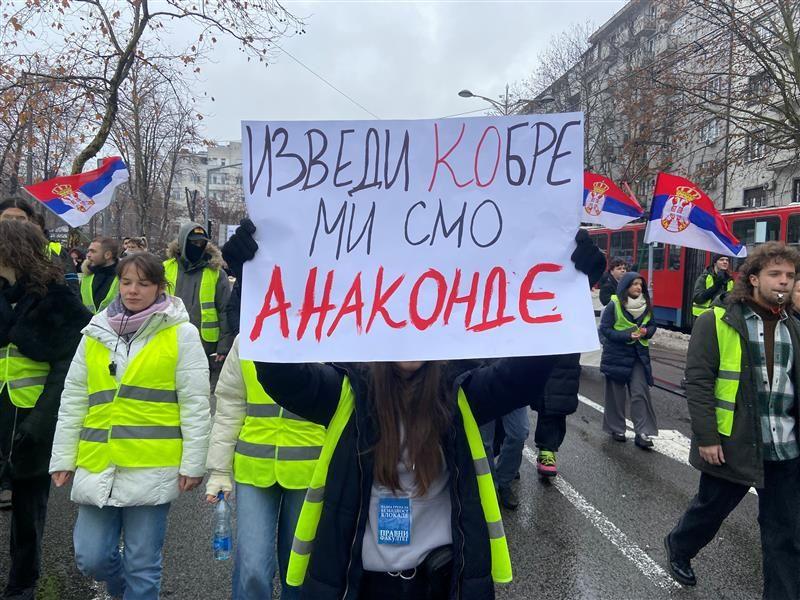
left=665, top=242, right=800, bottom=597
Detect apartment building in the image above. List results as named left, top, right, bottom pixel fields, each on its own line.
left=530, top=0, right=799, bottom=214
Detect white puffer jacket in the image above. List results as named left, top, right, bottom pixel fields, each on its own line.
left=50, top=296, right=211, bottom=507
left=205, top=335, right=246, bottom=497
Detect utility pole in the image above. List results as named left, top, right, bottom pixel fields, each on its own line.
left=25, top=117, right=33, bottom=185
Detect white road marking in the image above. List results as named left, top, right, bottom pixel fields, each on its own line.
left=90, top=581, right=111, bottom=600
left=522, top=446, right=680, bottom=590
left=578, top=393, right=757, bottom=496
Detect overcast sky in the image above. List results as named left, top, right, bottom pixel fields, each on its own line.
left=195, top=0, right=624, bottom=141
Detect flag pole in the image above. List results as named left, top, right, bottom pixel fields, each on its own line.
left=622, top=181, right=654, bottom=297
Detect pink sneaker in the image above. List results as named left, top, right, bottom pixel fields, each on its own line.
left=536, top=450, right=558, bottom=477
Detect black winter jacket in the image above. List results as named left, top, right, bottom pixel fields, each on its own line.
left=0, top=281, right=90, bottom=479
left=691, top=266, right=733, bottom=307
left=686, top=301, right=800, bottom=488
left=599, top=272, right=657, bottom=385
left=255, top=357, right=554, bottom=600
left=598, top=272, right=617, bottom=306
left=541, top=353, right=581, bottom=416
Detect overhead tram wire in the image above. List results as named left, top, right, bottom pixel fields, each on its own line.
left=438, top=107, right=495, bottom=119
left=268, top=4, right=764, bottom=126
left=271, top=42, right=382, bottom=120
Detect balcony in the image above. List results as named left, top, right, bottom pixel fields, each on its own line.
left=634, top=15, right=656, bottom=37
left=654, top=34, right=678, bottom=54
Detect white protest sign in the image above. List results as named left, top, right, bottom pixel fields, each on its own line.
left=240, top=114, right=599, bottom=362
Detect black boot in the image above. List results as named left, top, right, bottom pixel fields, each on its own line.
left=664, top=535, right=696, bottom=586
left=497, top=485, right=519, bottom=510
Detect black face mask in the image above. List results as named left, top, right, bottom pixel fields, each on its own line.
left=185, top=242, right=206, bottom=263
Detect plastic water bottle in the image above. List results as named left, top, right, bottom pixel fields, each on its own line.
left=212, top=492, right=232, bottom=560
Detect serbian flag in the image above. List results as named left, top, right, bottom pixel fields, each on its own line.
left=23, top=157, right=129, bottom=228
left=644, top=172, right=746, bottom=257
left=582, top=171, right=643, bottom=229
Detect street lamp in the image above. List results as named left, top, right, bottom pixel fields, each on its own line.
left=458, top=84, right=555, bottom=115
left=205, top=162, right=242, bottom=238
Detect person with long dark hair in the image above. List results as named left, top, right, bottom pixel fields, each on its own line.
left=0, top=197, right=80, bottom=293
left=220, top=223, right=606, bottom=600
left=0, top=220, right=90, bottom=599
left=49, top=252, right=211, bottom=599
left=599, top=271, right=658, bottom=449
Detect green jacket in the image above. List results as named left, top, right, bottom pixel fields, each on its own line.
left=686, top=300, right=800, bottom=488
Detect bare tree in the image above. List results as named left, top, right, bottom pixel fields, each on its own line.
left=667, top=0, right=800, bottom=153
left=0, top=62, right=91, bottom=193
left=1, top=0, right=305, bottom=175
left=109, top=60, right=202, bottom=247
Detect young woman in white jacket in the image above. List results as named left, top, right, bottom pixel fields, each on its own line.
left=50, top=252, right=211, bottom=600
left=205, top=335, right=326, bottom=600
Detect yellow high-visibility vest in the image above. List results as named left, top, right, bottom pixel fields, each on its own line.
left=712, top=306, right=741, bottom=436
left=47, top=241, right=62, bottom=257
left=693, top=274, right=734, bottom=316
left=80, top=274, right=119, bottom=314
left=0, top=344, right=49, bottom=408
left=76, top=326, right=182, bottom=472
left=286, top=379, right=513, bottom=587
left=234, top=360, right=326, bottom=489
left=610, top=294, right=651, bottom=347
left=163, top=258, right=220, bottom=343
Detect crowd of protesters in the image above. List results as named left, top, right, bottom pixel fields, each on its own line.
left=1, top=195, right=799, bottom=600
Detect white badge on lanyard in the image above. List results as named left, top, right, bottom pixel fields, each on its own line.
left=377, top=497, right=411, bottom=545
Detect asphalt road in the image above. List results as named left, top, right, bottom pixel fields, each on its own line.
left=0, top=349, right=765, bottom=599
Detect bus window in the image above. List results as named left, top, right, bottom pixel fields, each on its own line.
left=787, top=214, right=800, bottom=251
left=589, top=233, right=609, bottom=255
left=731, top=217, right=780, bottom=269
left=610, top=231, right=634, bottom=266
left=635, top=229, right=664, bottom=270
left=667, top=245, right=682, bottom=270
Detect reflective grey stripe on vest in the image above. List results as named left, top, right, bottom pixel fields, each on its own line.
left=715, top=399, right=736, bottom=411
left=486, top=519, right=505, bottom=539
left=111, top=425, right=182, bottom=439
left=280, top=446, right=322, bottom=461
left=88, top=390, right=116, bottom=408
left=292, top=537, right=313, bottom=556
left=246, top=404, right=307, bottom=421
left=201, top=322, right=220, bottom=329
left=8, top=376, right=48, bottom=389
left=80, top=427, right=108, bottom=442
left=117, top=385, right=178, bottom=403
left=305, top=486, right=324, bottom=503
left=235, top=441, right=321, bottom=461
left=236, top=440, right=276, bottom=459
left=473, top=456, right=492, bottom=476
left=201, top=302, right=216, bottom=310
left=6, top=347, right=27, bottom=359
left=246, top=404, right=282, bottom=418
left=717, top=370, right=739, bottom=380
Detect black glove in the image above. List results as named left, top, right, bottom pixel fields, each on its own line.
left=571, top=230, right=606, bottom=288
left=221, top=218, right=258, bottom=280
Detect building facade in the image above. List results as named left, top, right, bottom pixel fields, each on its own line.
left=531, top=0, right=799, bottom=222
left=170, top=141, right=245, bottom=243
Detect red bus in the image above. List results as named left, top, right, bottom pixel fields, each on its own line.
left=585, top=204, right=800, bottom=330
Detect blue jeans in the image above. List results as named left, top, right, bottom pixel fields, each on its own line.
left=479, top=406, right=530, bottom=488
left=233, top=483, right=306, bottom=600
left=73, top=503, right=170, bottom=600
